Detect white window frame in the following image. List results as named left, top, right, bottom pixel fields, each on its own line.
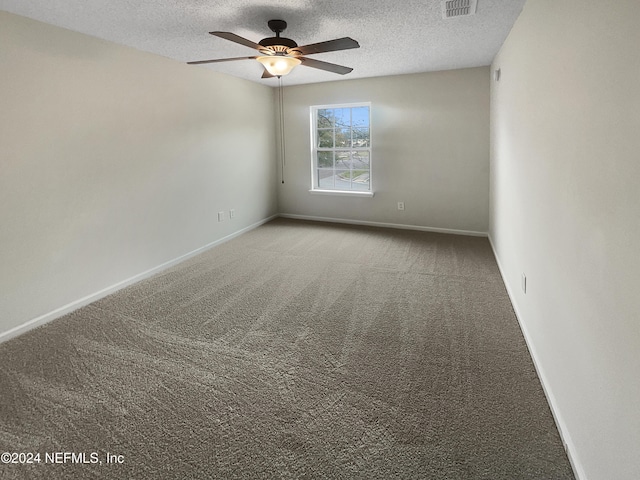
left=309, top=102, right=373, bottom=197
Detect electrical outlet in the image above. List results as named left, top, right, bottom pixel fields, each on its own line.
left=218, top=211, right=225, bottom=222
left=397, top=202, right=405, bottom=211
left=522, top=273, right=527, bottom=293
left=229, top=209, right=235, bottom=219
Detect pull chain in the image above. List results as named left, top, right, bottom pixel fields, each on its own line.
left=278, top=76, right=286, bottom=184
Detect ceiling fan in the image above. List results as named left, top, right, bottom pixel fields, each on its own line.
left=188, top=20, right=360, bottom=78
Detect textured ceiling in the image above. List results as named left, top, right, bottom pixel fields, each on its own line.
left=0, top=0, right=526, bottom=86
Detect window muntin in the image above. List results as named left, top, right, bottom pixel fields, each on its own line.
left=311, top=104, right=371, bottom=193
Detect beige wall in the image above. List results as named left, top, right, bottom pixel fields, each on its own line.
left=490, top=1, right=640, bottom=479
left=0, top=11, right=278, bottom=338
left=277, top=68, right=490, bottom=234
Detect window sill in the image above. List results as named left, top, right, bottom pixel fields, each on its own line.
left=309, top=189, right=374, bottom=198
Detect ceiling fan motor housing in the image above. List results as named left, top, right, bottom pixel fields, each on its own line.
left=259, top=36, right=298, bottom=49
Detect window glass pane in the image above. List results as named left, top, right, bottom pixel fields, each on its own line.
left=317, top=109, right=334, bottom=128
left=334, top=108, right=350, bottom=128
left=336, top=128, right=351, bottom=147
left=334, top=170, right=351, bottom=190
left=318, top=129, right=333, bottom=148
left=317, top=169, right=334, bottom=189
left=351, top=151, right=370, bottom=169
left=353, top=128, right=370, bottom=147
left=351, top=176, right=370, bottom=191
left=335, top=151, right=351, bottom=169
left=317, top=151, right=333, bottom=168
left=352, top=107, right=369, bottom=127
left=351, top=167, right=369, bottom=189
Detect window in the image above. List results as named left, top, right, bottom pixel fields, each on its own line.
left=310, top=103, right=372, bottom=194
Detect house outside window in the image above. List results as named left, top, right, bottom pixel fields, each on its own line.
left=310, top=103, right=372, bottom=195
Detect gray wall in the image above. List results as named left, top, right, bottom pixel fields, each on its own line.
left=490, top=1, right=640, bottom=479
left=277, top=68, right=490, bottom=234
left=0, top=11, right=278, bottom=338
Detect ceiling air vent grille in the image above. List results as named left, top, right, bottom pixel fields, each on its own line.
left=442, top=0, right=478, bottom=18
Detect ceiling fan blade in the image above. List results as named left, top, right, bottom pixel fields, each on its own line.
left=292, top=37, right=360, bottom=56
left=299, top=57, right=353, bottom=75
left=187, top=56, right=257, bottom=65
left=261, top=69, right=275, bottom=79
left=210, top=32, right=268, bottom=52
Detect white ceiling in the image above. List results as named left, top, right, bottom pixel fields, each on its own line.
left=0, top=0, right=526, bottom=86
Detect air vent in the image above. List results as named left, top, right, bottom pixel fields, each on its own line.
left=442, top=0, right=478, bottom=18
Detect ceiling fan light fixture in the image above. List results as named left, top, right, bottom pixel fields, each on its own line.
left=257, top=55, right=301, bottom=76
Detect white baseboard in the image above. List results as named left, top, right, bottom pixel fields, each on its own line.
left=487, top=235, right=586, bottom=480
left=278, top=213, right=488, bottom=237
left=0, top=214, right=279, bottom=344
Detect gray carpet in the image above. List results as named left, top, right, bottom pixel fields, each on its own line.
left=0, top=218, right=574, bottom=479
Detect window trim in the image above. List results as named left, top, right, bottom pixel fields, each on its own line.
left=309, top=102, right=372, bottom=196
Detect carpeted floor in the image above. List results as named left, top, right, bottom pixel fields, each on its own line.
left=0, top=218, right=574, bottom=479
